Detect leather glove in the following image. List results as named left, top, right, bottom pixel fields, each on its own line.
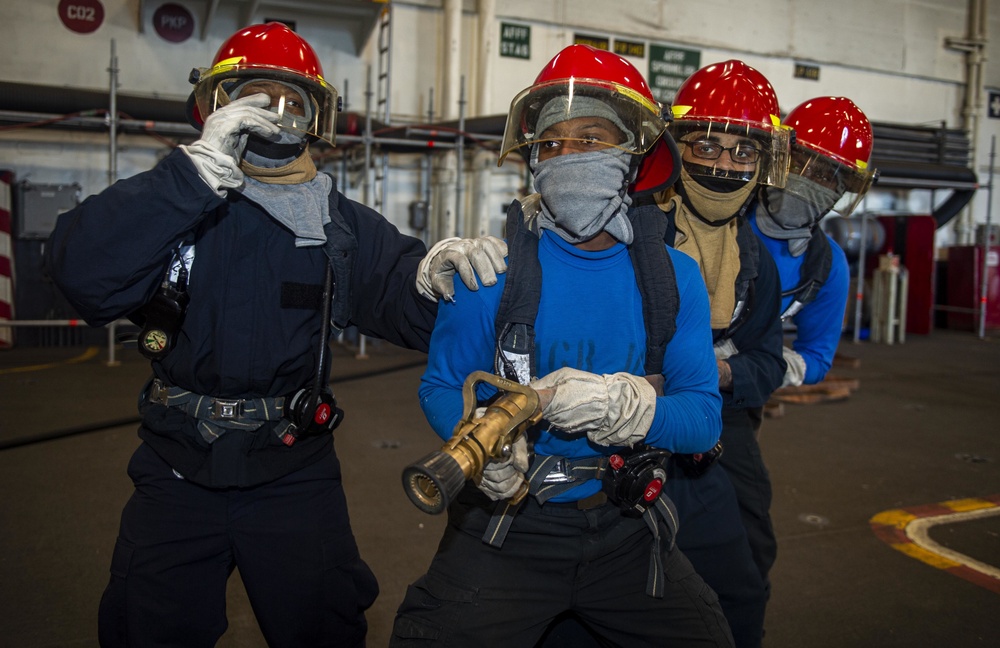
left=477, top=434, right=529, bottom=501
left=780, top=346, right=807, bottom=387
left=530, top=367, right=657, bottom=447
left=179, top=93, right=280, bottom=196
left=416, top=236, right=508, bottom=302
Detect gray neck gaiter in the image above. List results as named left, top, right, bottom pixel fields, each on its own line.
left=532, top=147, right=635, bottom=245
left=242, top=173, right=333, bottom=248
left=759, top=174, right=840, bottom=256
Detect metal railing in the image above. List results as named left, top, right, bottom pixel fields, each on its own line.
left=1, top=319, right=372, bottom=364
left=0, top=319, right=130, bottom=365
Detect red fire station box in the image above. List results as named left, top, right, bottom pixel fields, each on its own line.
left=946, top=245, right=1000, bottom=331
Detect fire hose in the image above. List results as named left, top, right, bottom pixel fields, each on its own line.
left=401, top=371, right=542, bottom=515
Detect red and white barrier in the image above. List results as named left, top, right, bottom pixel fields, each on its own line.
left=0, top=171, right=14, bottom=347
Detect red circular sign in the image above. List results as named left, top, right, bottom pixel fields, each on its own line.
left=153, top=3, right=195, bottom=43
left=58, top=0, right=104, bottom=34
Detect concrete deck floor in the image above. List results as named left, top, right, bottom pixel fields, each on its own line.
left=1, top=330, right=998, bottom=647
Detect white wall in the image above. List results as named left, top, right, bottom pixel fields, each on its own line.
left=1, top=0, right=999, bottom=244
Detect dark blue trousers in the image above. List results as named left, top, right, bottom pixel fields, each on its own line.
left=719, top=406, right=776, bottom=595
left=392, top=486, right=734, bottom=648
left=537, top=464, right=766, bottom=648
left=666, top=463, right=767, bottom=647
left=98, top=442, right=378, bottom=648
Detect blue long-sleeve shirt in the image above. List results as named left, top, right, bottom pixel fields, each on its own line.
left=749, top=214, right=850, bottom=385
left=419, top=229, right=722, bottom=502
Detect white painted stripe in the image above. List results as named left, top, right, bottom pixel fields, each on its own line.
left=905, top=507, right=1000, bottom=580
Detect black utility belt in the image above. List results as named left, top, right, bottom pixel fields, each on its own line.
left=144, top=379, right=344, bottom=446
left=146, top=378, right=287, bottom=422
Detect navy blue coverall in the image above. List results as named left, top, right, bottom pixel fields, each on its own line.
left=48, top=149, right=437, bottom=648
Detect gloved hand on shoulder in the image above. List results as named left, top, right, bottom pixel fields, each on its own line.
left=530, top=367, right=657, bottom=447
left=180, top=93, right=281, bottom=196
left=416, top=236, right=508, bottom=302
left=780, top=346, right=807, bottom=387
left=477, top=434, right=529, bottom=501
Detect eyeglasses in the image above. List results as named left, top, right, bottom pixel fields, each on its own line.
left=684, top=139, right=761, bottom=164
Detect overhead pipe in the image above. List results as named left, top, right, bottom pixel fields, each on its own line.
left=0, top=110, right=197, bottom=136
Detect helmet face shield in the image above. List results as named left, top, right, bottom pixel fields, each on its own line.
left=193, top=63, right=338, bottom=144
left=670, top=118, right=791, bottom=188
left=786, top=141, right=875, bottom=217
left=500, top=79, right=666, bottom=165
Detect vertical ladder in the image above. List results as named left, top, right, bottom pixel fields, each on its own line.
left=373, top=5, right=393, bottom=213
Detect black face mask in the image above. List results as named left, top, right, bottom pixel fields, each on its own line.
left=244, top=135, right=307, bottom=163
left=682, top=161, right=752, bottom=193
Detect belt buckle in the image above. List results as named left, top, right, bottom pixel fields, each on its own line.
left=543, top=458, right=574, bottom=484
left=211, top=399, right=243, bottom=420
left=148, top=379, right=169, bottom=406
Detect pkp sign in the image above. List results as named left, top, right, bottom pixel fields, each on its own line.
left=58, top=0, right=104, bottom=34
left=154, top=3, right=195, bottom=43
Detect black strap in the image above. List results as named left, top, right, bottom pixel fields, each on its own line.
left=780, top=228, right=833, bottom=319
left=494, top=197, right=679, bottom=380
left=482, top=455, right=608, bottom=549
left=628, top=202, right=678, bottom=376
left=322, top=178, right=359, bottom=330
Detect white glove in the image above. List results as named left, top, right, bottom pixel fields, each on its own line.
left=530, top=367, right=657, bottom=447
left=477, top=434, right=529, bottom=501
left=179, top=93, right=280, bottom=196
left=781, top=346, right=807, bottom=387
left=714, top=338, right=738, bottom=360
left=416, top=236, right=508, bottom=302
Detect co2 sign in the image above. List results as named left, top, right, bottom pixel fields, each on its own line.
left=58, top=0, right=104, bottom=34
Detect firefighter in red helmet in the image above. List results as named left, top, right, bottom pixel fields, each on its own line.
left=751, top=96, right=877, bottom=386
left=648, top=60, right=790, bottom=646
left=49, top=22, right=505, bottom=647
left=390, top=44, right=733, bottom=647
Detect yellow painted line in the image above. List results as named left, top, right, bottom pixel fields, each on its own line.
left=906, top=508, right=1000, bottom=580
left=942, top=497, right=998, bottom=513
left=0, top=346, right=99, bottom=375
left=870, top=496, right=1000, bottom=594
left=869, top=509, right=918, bottom=529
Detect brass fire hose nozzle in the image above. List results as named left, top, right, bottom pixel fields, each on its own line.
left=402, top=371, right=542, bottom=515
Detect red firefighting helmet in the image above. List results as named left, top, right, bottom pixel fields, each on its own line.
left=188, top=22, right=338, bottom=144
left=670, top=60, right=791, bottom=187
left=782, top=96, right=877, bottom=216
left=499, top=44, right=681, bottom=196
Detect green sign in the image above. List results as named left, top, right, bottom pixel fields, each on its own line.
left=648, top=45, right=701, bottom=105
left=500, top=23, right=531, bottom=59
